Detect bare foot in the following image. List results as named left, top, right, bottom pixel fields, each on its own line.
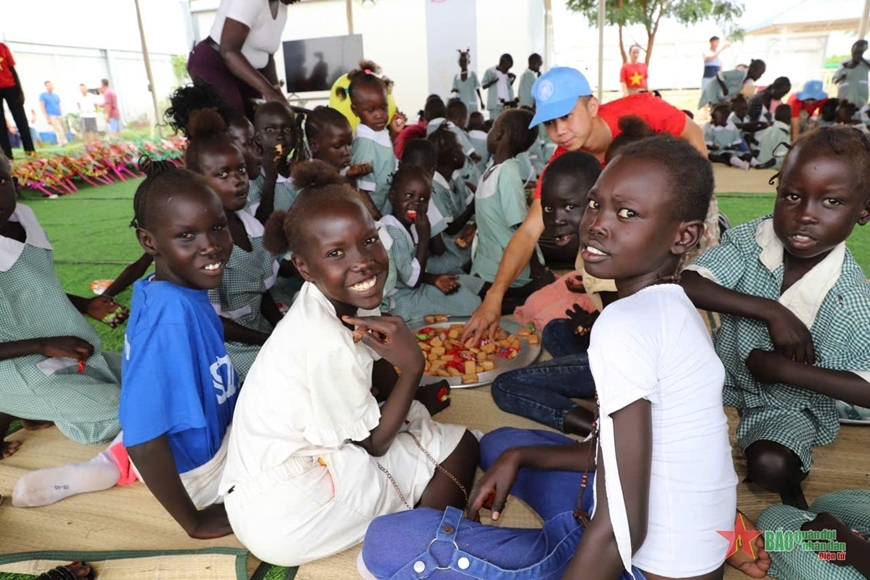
left=726, top=513, right=771, bottom=578
left=1, top=440, right=21, bottom=459
left=21, top=419, right=54, bottom=431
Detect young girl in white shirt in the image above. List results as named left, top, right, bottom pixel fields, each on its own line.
left=360, top=135, right=738, bottom=580
left=219, top=165, right=478, bottom=567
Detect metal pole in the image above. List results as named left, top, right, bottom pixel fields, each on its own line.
left=860, top=0, right=870, bottom=40
left=544, top=0, right=554, bottom=69
left=346, top=0, right=354, bottom=35
left=597, top=0, right=605, bottom=100
left=134, top=0, right=162, bottom=138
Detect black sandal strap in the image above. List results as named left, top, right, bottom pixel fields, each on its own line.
left=52, top=566, right=78, bottom=580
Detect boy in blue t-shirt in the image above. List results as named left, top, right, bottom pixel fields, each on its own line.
left=13, top=166, right=238, bottom=540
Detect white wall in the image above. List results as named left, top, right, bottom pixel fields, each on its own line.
left=425, top=0, right=477, bottom=100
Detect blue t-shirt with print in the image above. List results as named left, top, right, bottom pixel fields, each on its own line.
left=120, top=279, right=239, bottom=474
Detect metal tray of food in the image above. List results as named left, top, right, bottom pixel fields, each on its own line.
left=410, top=316, right=542, bottom=389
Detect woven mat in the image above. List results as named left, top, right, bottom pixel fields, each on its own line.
left=0, top=549, right=247, bottom=580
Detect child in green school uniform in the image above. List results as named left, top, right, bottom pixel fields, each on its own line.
left=834, top=40, right=870, bottom=108
left=471, top=108, right=546, bottom=294
left=451, top=49, right=484, bottom=114
left=0, top=153, right=126, bottom=451
left=704, top=103, right=754, bottom=170
left=341, top=60, right=400, bottom=217
left=379, top=165, right=485, bottom=321
left=185, top=110, right=282, bottom=382
left=249, top=101, right=299, bottom=224
left=481, top=54, right=516, bottom=120
left=518, top=53, right=543, bottom=109
left=755, top=104, right=792, bottom=170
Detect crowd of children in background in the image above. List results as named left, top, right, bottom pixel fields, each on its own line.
left=4, top=41, right=870, bottom=580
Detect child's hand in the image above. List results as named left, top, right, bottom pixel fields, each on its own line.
left=565, top=274, right=586, bottom=293
left=86, top=295, right=129, bottom=328
left=189, top=504, right=233, bottom=540
left=766, top=305, right=816, bottom=364
left=346, top=162, right=373, bottom=178
left=507, top=73, right=516, bottom=83
left=470, top=151, right=482, bottom=163
left=40, top=336, right=94, bottom=361
left=567, top=304, right=598, bottom=337
left=416, top=379, right=451, bottom=416
left=343, top=315, right=424, bottom=374
left=433, top=274, right=460, bottom=295
left=389, top=112, right=408, bottom=137
left=414, top=206, right=431, bottom=237
left=457, top=224, right=476, bottom=249
left=746, top=349, right=791, bottom=384
left=467, top=448, right=520, bottom=522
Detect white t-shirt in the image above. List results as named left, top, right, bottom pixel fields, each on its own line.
left=588, top=284, right=737, bottom=578
left=76, top=93, right=99, bottom=117
left=209, top=0, right=288, bottom=70
left=494, top=69, right=510, bottom=101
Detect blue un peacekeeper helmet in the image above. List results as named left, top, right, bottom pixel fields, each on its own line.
left=529, top=67, right=593, bottom=128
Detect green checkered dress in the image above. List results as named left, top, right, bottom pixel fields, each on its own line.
left=757, top=490, right=870, bottom=580
left=691, top=217, right=870, bottom=471
left=208, top=211, right=278, bottom=381
left=1, top=237, right=121, bottom=444
left=380, top=217, right=483, bottom=322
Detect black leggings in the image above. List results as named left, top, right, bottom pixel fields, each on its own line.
left=0, top=85, right=35, bottom=158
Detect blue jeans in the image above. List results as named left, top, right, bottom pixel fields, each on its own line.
left=491, top=320, right=596, bottom=431
left=361, top=428, right=644, bottom=579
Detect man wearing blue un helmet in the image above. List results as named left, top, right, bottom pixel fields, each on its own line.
left=463, top=67, right=709, bottom=343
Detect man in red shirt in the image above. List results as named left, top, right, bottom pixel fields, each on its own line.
left=463, top=66, right=708, bottom=341
left=786, top=80, right=828, bottom=140
left=619, top=44, right=648, bottom=95
left=0, top=42, right=35, bottom=158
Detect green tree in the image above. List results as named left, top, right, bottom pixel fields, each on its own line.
left=566, top=0, right=744, bottom=64
left=171, top=54, right=190, bottom=87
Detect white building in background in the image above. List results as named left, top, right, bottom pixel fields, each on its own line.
left=0, top=0, right=865, bottom=127
left=0, top=0, right=193, bottom=126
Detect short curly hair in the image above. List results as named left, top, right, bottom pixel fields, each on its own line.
left=493, top=108, right=537, bottom=158
left=131, top=157, right=212, bottom=230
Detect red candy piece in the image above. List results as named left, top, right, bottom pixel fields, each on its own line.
left=437, top=387, right=449, bottom=403
left=77, top=360, right=86, bottom=373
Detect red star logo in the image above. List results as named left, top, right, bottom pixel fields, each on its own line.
left=718, top=513, right=763, bottom=559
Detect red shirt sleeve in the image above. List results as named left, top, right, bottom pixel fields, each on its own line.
left=599, top=93, right=687, bottom=141
left=533, top=146, right=567, bottom=200
left=619, top=64, right=630, bottom=84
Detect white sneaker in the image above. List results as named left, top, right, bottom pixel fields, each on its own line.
left=45, top=194, right=59, bottom=199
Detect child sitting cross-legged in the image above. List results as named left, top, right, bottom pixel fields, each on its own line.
left=705, top=103, right=755, bottom=170
left=14, top=163, right=238, bottom=540
left=218, top=175, right=478, bottom=566
left=682, top=125, right=870, bottom=510
left=360, top=134, right=738, bottom=580
left=755, top=104, right=792, bottom=170
left=379, top=164, right=486, bottom=322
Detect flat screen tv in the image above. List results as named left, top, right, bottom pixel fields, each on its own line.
left=283, top=34, right=364, bottom=93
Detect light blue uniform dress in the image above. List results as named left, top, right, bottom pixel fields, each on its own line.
left=518, top=69, right=538, bottom=108
left=482, top=67, right=514, bottom=119
left=0, top=205, right=121, bottom=444
left=452, top=70, right=481, bottom=113
left=426, top=171, right=473, bottom=274
left=698, top=68, right=748, bottom=108
left=379, top=215, right=484, bottom=322
left=247, top=170, right=298, bottom=214
left=755, top=120, right=790, bottom=169
left=353, top=124, right=398, bottom=216
left=468, top=129, right=491, bottom=175
left=835, top=60, right=870, bottom=106
left=208, top=210, right=279, bottom=382
left=703, top=122, right=744, bottom=152
left=471, top=159, right=544, bottom=287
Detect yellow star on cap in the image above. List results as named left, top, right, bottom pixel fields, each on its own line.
left=629, top=71, right=644, bottom=87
